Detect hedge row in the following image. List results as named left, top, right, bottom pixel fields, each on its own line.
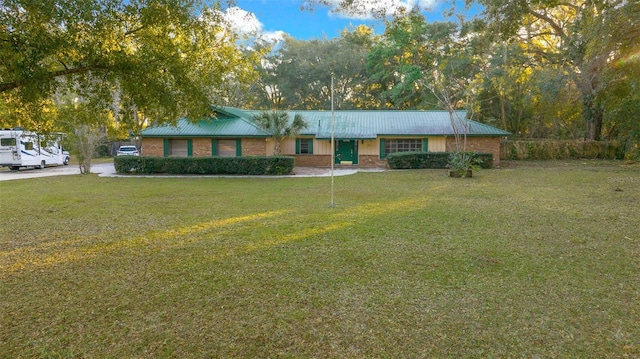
left=114, top=156, right=295, bottom=175
left=500, top=139, right=624, bottom=160
left=386, top=151, right=494, bottom=169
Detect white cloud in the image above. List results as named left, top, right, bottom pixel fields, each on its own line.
left=222, top=6, right=285, bottom=46
left=313, top=0, right=439, bottom=19
left=222, top=7, right=262, bottom=35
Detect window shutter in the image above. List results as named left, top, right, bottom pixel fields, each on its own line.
left=163, top=139, right=169, bottom=157
left=295, top=138, right=300, bottom=154
left=187, top=139, right=193, bottom=157
left=211, top=139, right=218, bottom=156
left=235, top=139, right=242, bottom=157
left=309, top=139, right=313, bottom=154
left=379, top=138, right=386, bottom=159
left=422, top=138, right=428, bottom=152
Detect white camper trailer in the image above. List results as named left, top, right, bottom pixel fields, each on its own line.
left=0, top=129, right=70, bottom=170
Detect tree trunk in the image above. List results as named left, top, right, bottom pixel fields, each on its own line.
left=583, top=93, right=603, bottom=141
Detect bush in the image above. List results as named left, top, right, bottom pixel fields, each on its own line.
left=386, top=152, right=493, bottom=170
left=500, top=139, right=623, bottom=160
left=114, top=156, right=295, bottom=175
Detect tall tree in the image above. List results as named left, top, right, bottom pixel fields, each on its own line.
left=367, top=10, right=436, bottom=109
left=0, top=0, right=258, bottom=130
left=251, top=26, right=373, bottom=110
left=472, top=0, right=640, bottom=140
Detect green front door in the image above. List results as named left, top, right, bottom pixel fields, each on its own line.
left=335, top=140, right=358, bottom=165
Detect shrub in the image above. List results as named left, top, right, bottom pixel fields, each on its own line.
left=386, top=152, right=493, bottom=170
left=114, top=156, right=295, bottom=175
left=500, top=139, right=623, bottom=160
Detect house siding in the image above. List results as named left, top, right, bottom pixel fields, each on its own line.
left=142, top=138, right=264, bottom=157
left=242, top=138, right=266, bottom=156
left=428, top=137, right=446, bottom=152
left=143, top=136, right=501, bottom=167
left=445, top=136, right=502, bottom=166
left=293, top=154, right=332, bottom=167
left=359, top=155, right=388, bottom=168
left=142, top=138, right=164, bottom=157
left=193, top=138, right=211, bottom=157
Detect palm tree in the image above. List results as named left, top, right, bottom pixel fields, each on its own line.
left=253, top=110, right=308, bottom=156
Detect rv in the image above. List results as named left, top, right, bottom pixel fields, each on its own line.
left=0, top=129, right=70, bottom=170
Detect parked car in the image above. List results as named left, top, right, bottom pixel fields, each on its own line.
left=116, top=145, right=140, bottom=156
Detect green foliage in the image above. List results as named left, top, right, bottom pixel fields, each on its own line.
left=367, top=11, right=451, bottom=109
left=386, top=151, right=492, bottom=169
left=0, top=0, right=259, bottom=131
left=500, top=139, right=622, bottom=160
left=296, top=1, right=639, bottom=149
left=251, top=30, right=374, bottom=110
left=473, top=0, right=640, bottom=140
left=252, top=111, right=308, bottom=155
left=387, top=152, right=449, bottom=169
left=114, top=156, right=295, bottom=175
left=447, top=151, right=486, bottom=176
left=55, top=98, right=111, bottom=174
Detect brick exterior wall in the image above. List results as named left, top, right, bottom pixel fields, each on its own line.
left=294, top=155, right=332, bottom=167
left=193, top=138, right=211, bottom=157
left=242, top=138, right=267, bottom=156
left=294, top=155, right=386, bottom=168
left=359, top=155, right=387, bottom=168
left=141, top=138, right=164, bottom=157
left=142, top=136, right=502, bottom=167
left=445, top=136, right=502, bottom=166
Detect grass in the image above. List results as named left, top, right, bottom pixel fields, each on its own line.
left=1, top=160, right=639, bottom=358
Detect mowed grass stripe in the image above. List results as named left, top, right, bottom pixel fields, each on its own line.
left=0, top=161, right=638, bottom=358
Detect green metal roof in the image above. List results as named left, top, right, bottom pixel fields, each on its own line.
left=140, top=108, right=269, bottom=138
left=141, top=107, right=511, bottom=138
left=288, top=110, right=510, bottom=139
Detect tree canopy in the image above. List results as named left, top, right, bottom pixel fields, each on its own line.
left=3, top=0, right=638, bottom=158
left=0, top=0, right=260, bottom=130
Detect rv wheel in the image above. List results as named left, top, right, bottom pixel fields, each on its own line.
left=63, top=156, right=69, bottom=165
left=39, top=160, right=46, bottom=169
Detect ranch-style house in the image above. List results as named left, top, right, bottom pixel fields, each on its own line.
left=140, top=106, right=510, bottom=167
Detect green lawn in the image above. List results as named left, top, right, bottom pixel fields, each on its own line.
left=1, top=161, right=639, bottom=358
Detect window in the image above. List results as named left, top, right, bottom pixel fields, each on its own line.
left=168, top=139, right=189, bottom=157
left=383, top=139, right=425, bottom=157
left=296, top=138, right=313, bottom=154
left=22, top=141, right=34, bottom=151
left=211, top=139, right=241, bottom=157
left=217, top=139, right=237, bottom=157
left=1, top=138, right=16, bottom=147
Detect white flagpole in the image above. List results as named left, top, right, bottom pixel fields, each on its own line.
left=330, top=74, right=335, bottom=208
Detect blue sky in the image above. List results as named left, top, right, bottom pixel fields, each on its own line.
left=235, top=0, right=381, bottom=39
left=223, top=0, right=481, bottom=41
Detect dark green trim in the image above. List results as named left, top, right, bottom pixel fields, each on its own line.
left=353, top=140, right=358, bottom=165
left=379, top=138, right=386, bottom=159
left=294, top=138, right=314, bottom=155
left=422, top=138, right=428, bottom=152
left=187, top=139, right=193, bottom=157
left=163, top=139, right=169, bottom=157
left=235, top=139, right=242, bottom=157
left=142, top=135, right=269, bottom=139
left=211, top=139, right=218, bottom=156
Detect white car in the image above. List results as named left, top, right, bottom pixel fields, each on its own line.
left=116, top=145, right=140, bottom=156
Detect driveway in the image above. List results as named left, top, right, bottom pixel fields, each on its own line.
left=0, top=163, right=115, bottom=182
